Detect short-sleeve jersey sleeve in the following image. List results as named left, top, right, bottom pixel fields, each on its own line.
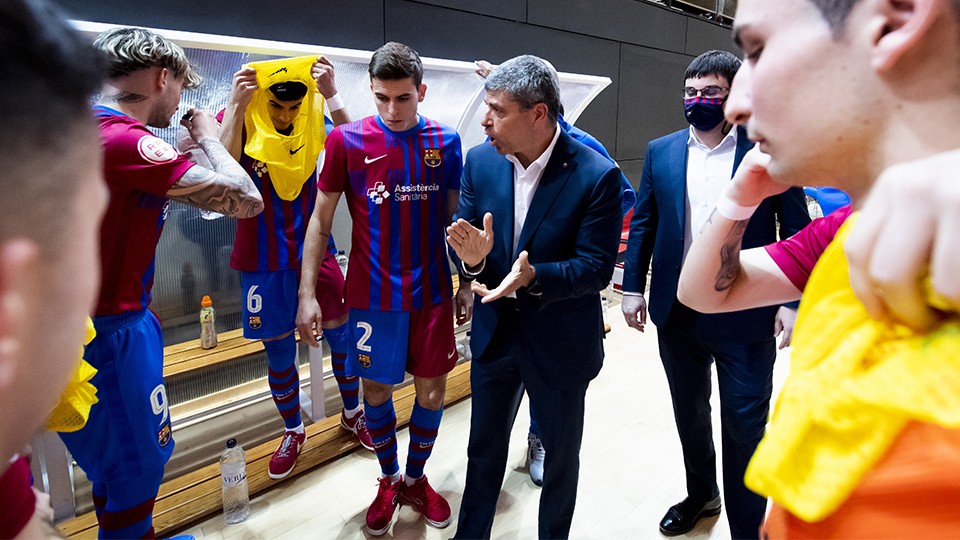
left=764, top=204, right=853, bottom=291
left=317, top=126, right=349, bottom=193
left=443, top=131, right=463, bottom=192
left=101, top=119, right=194, bottom=196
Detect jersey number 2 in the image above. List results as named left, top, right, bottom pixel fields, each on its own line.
left=356, top=321, right=373, bottom=352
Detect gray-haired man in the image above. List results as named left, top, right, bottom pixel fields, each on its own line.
left=447, top=55, right=622, bottom=539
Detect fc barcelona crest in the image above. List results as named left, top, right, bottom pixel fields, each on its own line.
left=358, top=353, right=372, bottom=368
left=157, top=424, right=172, bottom=447
left=424, top=148, right=442, bottom=168
left=249, top=316, right=262, bottom=330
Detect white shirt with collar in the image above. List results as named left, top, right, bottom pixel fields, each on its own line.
left=462, top=125, right=561, bottom=297
left=683, top=125, right=738, bottom=261
left=623, top=126, right=739, bottom=299
left=506, top=124, right=562, bottom=256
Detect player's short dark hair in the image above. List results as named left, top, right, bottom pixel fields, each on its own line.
left=485, top=55, right=562, bottom=125
left=0, top=0, right=104, bottom=254
left=369, top=42, right=423, bottom=87
left=268, top=81, right=308, bottom=102
left=684, top=50, right=741, bottom=86
left=808, top=0, right=960, bottom=38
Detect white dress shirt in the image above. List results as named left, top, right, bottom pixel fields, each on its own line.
left=506, top=125, right=562, bottom=256
left=683, top=125, right=738, bottom=261
left=461, top=126, right=561, bottom=289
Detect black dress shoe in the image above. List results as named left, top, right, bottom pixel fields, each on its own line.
left=658, top=495, right=722, bottom=536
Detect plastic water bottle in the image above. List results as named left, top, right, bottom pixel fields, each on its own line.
left=200, top=295, right=217, bottom=349
left=336, top=249, right=349, bottom=277
left=220, top=438, right=250, bottom=524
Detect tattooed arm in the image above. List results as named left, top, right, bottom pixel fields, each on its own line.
left=677, top=148, right=801, bottom=313
left=168, top=108, right=263, bottom=218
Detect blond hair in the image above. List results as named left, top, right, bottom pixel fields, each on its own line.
left=93, top=27, right=201, bottom=89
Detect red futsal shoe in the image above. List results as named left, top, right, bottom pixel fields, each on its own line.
left=268, top=430, right=305, bottom=480
left=365, top=476, right=402, bottom=536
left=340, top=409, right=375, bottom=451
left=400, top=475, right=452, bottom=528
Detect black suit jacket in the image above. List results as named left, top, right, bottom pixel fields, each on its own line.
left=457, top=130, right=623, bottom=387
left=621, top=126, right=810, bottom=342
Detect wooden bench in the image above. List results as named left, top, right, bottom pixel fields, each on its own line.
left=164, top=328, right=261, bottom=378
left=60, top=275, right=467, bottom=538
left=163, top=274, right=460, bottom=378
left=59, top=361, right=472, bottom=539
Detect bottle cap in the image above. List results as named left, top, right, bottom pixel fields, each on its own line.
left=226, top=438, right=237, bottom=448
left=201, top=295, right=213, bottom=307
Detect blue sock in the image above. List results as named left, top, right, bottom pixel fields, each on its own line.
left=264, top=334, right=301, bottom=429
left=324, top=323, right=359, bottom=411
left=405, top=402, right=443, bottom=480
left=364, top=398, right=399, bottom=477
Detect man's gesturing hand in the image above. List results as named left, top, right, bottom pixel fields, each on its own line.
left=472, top=251, right=536, bottom=303
left=446, top=212, right=494, bottom=268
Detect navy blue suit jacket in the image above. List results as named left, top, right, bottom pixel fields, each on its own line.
left=457, top=130, right=623, bottom=387
left=622, top=126, right=810, bottom=342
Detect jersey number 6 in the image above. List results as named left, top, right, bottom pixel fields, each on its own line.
left=247, top=285, right=263, bottom=314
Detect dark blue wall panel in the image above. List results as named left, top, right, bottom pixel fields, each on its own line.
left=53, top=0, right=738, bottom=161
left=528, top=0, right=685, bottom=51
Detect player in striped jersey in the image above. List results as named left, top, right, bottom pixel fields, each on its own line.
left=57, top=27, right=263, bottom=539
left=218, top=57, right=374, bottom=481
left=296, top=42, right=465, bottom=536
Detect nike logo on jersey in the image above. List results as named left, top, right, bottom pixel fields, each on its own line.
left=289, top=144, right=305, bottom=155
left=364, top=154, right=388, bottom=164
left=448, top=349, right=457, bottom=359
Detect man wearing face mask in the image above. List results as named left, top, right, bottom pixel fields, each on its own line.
left=620, top=50, right=809, bottom=539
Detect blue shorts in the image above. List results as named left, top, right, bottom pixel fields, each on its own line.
left=241, top=251, right=347, bottom=340
left=59, top=310, right=173, bottom=503
left=347, top=301, right=456, bottom=385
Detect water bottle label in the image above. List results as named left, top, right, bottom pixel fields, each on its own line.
left=222, top=471, right=246, bottom=486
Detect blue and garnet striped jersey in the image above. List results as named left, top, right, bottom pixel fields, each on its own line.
left=224, top=111, right=335, bottom=272
left=317, top=115, right=462, bottom=312
left=93, top=106, right=194, bottom=316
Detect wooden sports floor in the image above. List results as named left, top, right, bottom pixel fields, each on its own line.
left=180, top=299, right=791, bottom=539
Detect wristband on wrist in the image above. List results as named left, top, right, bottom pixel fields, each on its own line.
left=325, top=93, right=345, bottom=112
left=715, top=193, right=759, bottom=221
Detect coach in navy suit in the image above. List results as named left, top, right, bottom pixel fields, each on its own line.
left=447, top=55, right=621, bottom=539
left=621, top=51, right=809, bottom=539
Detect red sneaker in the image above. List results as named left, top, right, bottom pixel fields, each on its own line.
left=268, top=430, right=305, bottom=480
left=365, top=476, right=402, bottom=536
left=400, top=475, right=451, bottom=528
left=340, top=409, right=375, bottom=451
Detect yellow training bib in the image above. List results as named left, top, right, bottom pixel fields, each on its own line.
left=244, top=55, right=327, bottom=201
left=745, top=213, right=960, bottom=522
